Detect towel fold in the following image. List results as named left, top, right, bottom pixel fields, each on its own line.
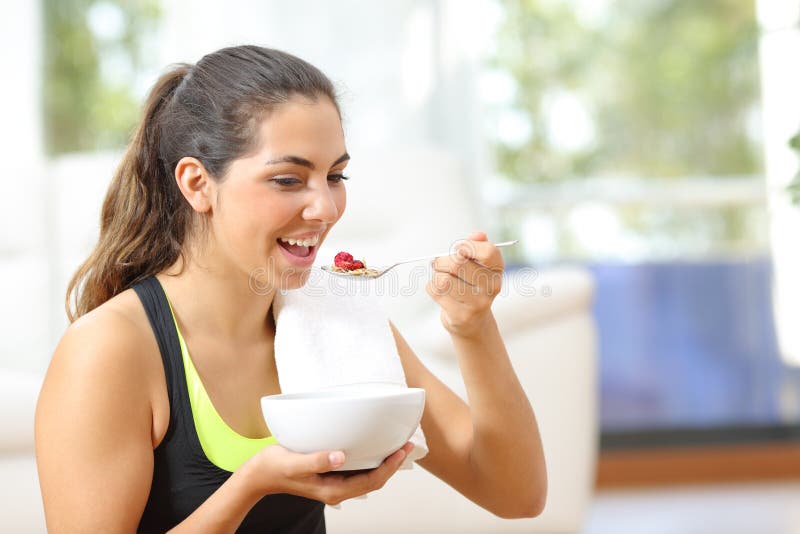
left=271, top=276, right=429, bottom=473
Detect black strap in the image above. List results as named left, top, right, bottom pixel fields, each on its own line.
left=131, top=276, right=189, bottom=441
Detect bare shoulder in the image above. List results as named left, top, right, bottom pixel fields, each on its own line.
left=39, top=288, right=166, bottom=445
left=53, top=288, right=157, bottom=385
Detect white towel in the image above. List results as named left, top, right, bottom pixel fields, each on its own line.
left=271, top=274, right=429, bottom=472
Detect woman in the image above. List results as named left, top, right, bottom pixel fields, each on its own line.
left=35, top=45, right=546, bottom=533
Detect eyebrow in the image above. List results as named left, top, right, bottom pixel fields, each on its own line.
left=265, top=153, right=350, bottom=170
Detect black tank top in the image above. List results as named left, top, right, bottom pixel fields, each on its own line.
left=132, top=276, right=325, bottom=533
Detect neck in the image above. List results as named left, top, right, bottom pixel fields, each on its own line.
left=157, top=255, right=277, bottom=343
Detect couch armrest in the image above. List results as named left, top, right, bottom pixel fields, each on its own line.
left=493, top=266, right=595, bottom=333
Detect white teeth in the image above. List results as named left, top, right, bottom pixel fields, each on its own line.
left=279, top=235, right=319, bottom=247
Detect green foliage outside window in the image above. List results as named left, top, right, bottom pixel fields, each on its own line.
left=490, top=0, right=761, bottom=183
left=43, top=0, right=161, bottom=156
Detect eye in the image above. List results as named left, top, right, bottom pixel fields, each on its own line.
left=271, top=177, right=302, bottom=187
left=328, top=174, right=350, bottom=184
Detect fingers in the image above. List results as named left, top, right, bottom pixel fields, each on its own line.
left=376, top=442, right=415, bottom=477
left=428, top=233, right=505, bottom=304
left=450, top=234, right=505, bottom=273
left=434, top=257, right=478, bottom=287
left=349, top=443, right=413, bottom=495
left=335, top=443, right=415, bottom=497
left=429, top=262, right=503, bottom=301
left=400, top=441, right=416, bottom=463
left=426, top=266, right=498, bottom=335
left=285, top=449, right=346, bottom=477
left=431, top=260, right=503, bottom=295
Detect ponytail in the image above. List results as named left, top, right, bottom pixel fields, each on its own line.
left=65, top=65, right=191, bottom=322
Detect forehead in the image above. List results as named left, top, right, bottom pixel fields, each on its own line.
left=253, top=96, right=345, bottom=164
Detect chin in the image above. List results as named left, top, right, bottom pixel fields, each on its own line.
left=247, top=260, right=311, bottom=296
left=280, top=267, right=313, bottom=290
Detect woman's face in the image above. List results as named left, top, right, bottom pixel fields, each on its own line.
left=206, top=95, right=348, bottom=290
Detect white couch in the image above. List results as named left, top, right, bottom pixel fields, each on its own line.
left=0, top=370, right=46, bottom=533
left=1, top=148, right=598, bottom=533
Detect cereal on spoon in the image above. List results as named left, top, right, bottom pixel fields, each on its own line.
left=331, top=252, right=381, bottom=277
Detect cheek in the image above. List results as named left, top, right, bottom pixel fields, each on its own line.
left=335, top=187, right=347, bottom=221
left=218, top=197, right=285, bottom=249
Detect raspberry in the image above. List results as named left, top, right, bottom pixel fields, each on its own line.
left=334, top=252, right=354, bottom=268
left=333, top=252, right=364, bottom=271
left=342, top=260, right=364, bottom=270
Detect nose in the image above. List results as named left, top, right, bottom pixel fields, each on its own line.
left=303, top=180, right=341, bottom=223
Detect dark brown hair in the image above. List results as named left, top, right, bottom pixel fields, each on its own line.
left=66, top=45, right=339, bottom=322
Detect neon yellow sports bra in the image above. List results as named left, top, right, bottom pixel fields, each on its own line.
left=165, top=296, right=277, bottom=472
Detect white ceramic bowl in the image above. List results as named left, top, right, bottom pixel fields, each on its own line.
left=260, top=386, right=425, bottom=471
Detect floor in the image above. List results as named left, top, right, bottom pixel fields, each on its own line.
left=584, top=481, right=800, bottom=534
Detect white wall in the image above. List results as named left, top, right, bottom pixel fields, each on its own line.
left=0, top=2, right=49, bottom=373
left=0, top=3, right=42, bottom=164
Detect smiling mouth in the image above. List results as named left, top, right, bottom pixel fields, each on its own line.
left=277, top=239, right=315, bottom=258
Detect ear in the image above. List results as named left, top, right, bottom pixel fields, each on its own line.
left=174, top=156, right=215, bottom=213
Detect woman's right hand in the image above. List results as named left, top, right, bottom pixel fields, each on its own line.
left=241, top=441, right=415, bottom=506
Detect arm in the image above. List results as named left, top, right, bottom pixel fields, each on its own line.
left=390, top=232, right=547, bottom=519
left=36, top=310, right=158, bottom=532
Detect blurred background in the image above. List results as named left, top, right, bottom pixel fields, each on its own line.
left=2, top=0, right=800, bottom=532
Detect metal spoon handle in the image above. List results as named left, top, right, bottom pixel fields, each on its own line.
left=395, top=239, right=519, bottom=266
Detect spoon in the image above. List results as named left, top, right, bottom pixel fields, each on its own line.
left=319, top=240, right=519, bottom=280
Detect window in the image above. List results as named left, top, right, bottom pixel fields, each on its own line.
left=483, top=0, right=798, bottom=454
left=43, top=0, right=161, bottom=156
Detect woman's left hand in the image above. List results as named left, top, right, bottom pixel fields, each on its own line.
left=426, top=231, right=505, bottom=338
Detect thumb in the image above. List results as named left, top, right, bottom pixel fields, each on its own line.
left=314, top=450, right=345, bottom=473
left=283, top=449, right=346, bottom=477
